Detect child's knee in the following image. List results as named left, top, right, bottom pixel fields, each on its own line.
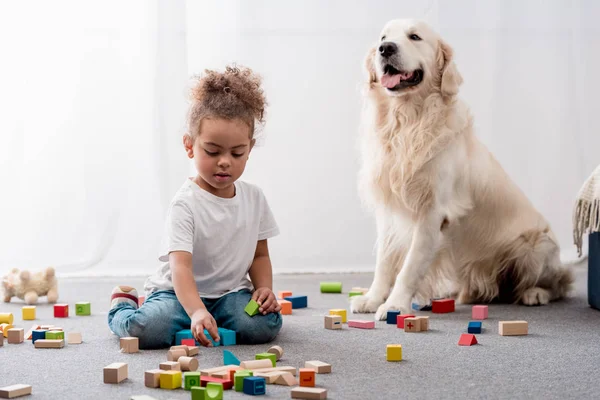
left=236, top=313, right=282, bottom=345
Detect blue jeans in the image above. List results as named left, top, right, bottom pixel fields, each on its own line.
left=108, top=289, right=282, bottom=349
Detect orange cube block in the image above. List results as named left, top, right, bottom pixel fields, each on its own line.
left=298, top=368, right=315, bottom=387
left=278, top=299, right=292, bottom=315
left=278, top=291, right=293, bottom=299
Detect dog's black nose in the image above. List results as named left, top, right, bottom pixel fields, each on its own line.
left=379, top=42, right=397, bottom=58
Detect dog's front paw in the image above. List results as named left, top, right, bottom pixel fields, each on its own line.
left=350, top=294, right=384, bottom=314
left=374, top=300, right=411, bottom=321
left=521, top=287, right=550, bottom=306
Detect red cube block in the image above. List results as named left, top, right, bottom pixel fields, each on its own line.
left=458, top=333, right=478, bottom=346
left=299, top=368, right=315, bottom=387
left=181, top=338, right=196, bottom=347
left=432, top=299, right=455, bottom=313
left=53, top=304, right=69, bottom=318
left=472, top=305, right=488, bottom=320
left=200, top=376, right=233, bottom=390
left=396, top=314, right=416, bottom=329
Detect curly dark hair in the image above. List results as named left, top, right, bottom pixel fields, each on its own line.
left=188, top=64, right=267, bottom=138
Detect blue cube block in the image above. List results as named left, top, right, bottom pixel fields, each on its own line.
left=243, top=376, right=266, bottom=395
left=32, top=329, right=47, bottom=343
left=204, top=329, right=220, bottom=346
left=468, top=321, right=482, bottom=334
left=218, top=327, right=237, bottom=346
left=386, top=310, right=401, bottom=324
left=175, top=329, right=194, bottom=345
left=283, top=295, right=307, bottom=309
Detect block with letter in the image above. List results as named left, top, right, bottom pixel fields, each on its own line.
left=298, top=368, right=315, bottom=387
left=323, top=315, right=342, bottom=330
left=243, top=377, right=266, bottom=395
left=184, top=371, right=202, bottom=390
left=75, top=302, right=91, bottom=316
left=234, top=371, right=253, bottom=392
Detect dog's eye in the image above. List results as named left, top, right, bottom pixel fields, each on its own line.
left=409, top=33, right=422, bottom=41
left=381, top=35, right=386, bottom=41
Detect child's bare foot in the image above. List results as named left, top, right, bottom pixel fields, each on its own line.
left=110, top=286, right=139, bottom=310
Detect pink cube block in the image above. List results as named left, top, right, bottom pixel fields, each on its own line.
left=348, top=320, right=375, bottom=329
left=472, top=305, right=488, bottom=320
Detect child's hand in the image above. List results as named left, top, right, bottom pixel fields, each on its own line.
left=190, top=309, right=220, bottom=347
left=252, top=287, right=281, bottom=315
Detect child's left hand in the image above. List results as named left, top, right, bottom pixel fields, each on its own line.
left=252, top=287, right=281, bottom=315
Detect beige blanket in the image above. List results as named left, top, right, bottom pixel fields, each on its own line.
left=573, top=165, right=600, bottom=256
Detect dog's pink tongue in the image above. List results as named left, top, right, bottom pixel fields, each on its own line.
left=381, top=74, right=401, bottom=88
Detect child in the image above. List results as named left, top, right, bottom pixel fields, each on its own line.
left=108, top=65, right=282, bottom=349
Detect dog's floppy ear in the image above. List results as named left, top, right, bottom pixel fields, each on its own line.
left=437, top=39, right=463, bottom=97
left=364, top=46, right=377, bottom=85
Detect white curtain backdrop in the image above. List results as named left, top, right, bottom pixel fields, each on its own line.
left=0, top=0, right=598, bottom=277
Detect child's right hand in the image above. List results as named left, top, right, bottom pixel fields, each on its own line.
left=191, top=309, right=220, bottom=347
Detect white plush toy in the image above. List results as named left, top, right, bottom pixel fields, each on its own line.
left=2, top=267, right=59, bottom=304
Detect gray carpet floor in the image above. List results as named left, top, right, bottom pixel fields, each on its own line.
left=1, top=265, right=599, bottom=400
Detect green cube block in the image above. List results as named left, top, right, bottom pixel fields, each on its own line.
left=75, top=302, right=91, bottom=316
left=320, top=282, right=342, bottom=293
left=255, top=352, right=276, bottom=367
left=192, top=383, right=223, bottom=400
left=45, top=330, right=64, bottom=340
left=234, top=371, right=253, bottom=392
left=244, top=300, right=260, bottom=317
left=184, top=371, right=201, bottom=390
left=348, top=291, right=363, bottom=297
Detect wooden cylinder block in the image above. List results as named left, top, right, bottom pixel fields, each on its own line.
left=267, top=345, right=284, bottom=361
left=167, top=348, right=187, bottom=362
left=239, top=359, right=273, bottom=370
left=179, top=356, right=198, bottom=371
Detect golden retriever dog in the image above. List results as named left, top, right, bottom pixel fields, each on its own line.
left=350, top=19, right=573, bottom=320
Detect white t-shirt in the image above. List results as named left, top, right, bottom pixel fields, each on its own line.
left=144, top=178, right=280, bottom=298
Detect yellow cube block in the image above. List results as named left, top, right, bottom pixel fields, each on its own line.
left=22, top=306, right=36, bottom=320
left=387, top=344, right=402, bottom=362
left=329, top=309, right=347, bottom=323
left=160, top=370, right=182, bottom=390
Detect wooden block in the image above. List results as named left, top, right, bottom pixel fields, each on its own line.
left=53, top=304, right=69, bottom=318
left=49, top=327, right=63, bottom=331
left=67, top=332, right=82, bottom=344
left=170, top=344, right=190, bottom=355
left=34, top=339, right=64, bottom=348
left=104, top=362, right=128, bottom=384
left=159, top=370, right=182, bottom=390
left=40, top=325, right=54, bottom=330
left=416, top=316, right=429, bottom=331
left=75, top=301, right=91, bottom=316
left=25, top=324, right=40, bottom=340
left=404, top=317, right=421, bottom=332
left=324, top=315, right=342, bottom=330
left=144, top=369, right=162, bottom=388
left=7, top=328, right=24, bottom=344
left=348, top=320, right=375, bottom=329
left=252, top=366, right=297, bottom=376
left=304, top=361, right=331, bottom=374
left=291, top=387, right=328, bottom=399
left=267, top=345, right=284, bottom=360
left=167, top=348, right=187, bottom=361
left=253, top=371, right=281, bottom=384
left=211, top=370, right=231, bottom=379
left=22, top=306, right=36, bottom=320
left=179, top=356, right=198, bottom=371
left=472, top=305, right=488, bottom=320
left=188, top=346, right=200, bottom=356
left=278, top=299, right=292, bottom=315
left=458, top=333, right=478, bottom=346
left=239, top=359, right=273, bottom=370
left=386, top=344, right=402, bottom=362
left=396, top=314, right=415, bottom=329
left=120, top=337, right=139, bottom=353
left=160, top=361, right=181, bottom=371
left=0, top=334, right=3, bottom=347
left=200, top=365, right=238, bottom=376
left=499, top=321, right=528, bottom=336
left=274, top=372, right=297, bottom=386
left=298, top=368, right=315, bottom=387
left=328, top=309, right=347, bottom=323
left=0, top=384, right=32, bottom=399
left=432, top=298, right=455, bottom=313
left=278, top=291, right=293, bottom=299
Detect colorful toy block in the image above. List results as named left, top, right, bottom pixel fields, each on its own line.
left=386, top=310, right=401, bottom=324
left=243, top=377, right=266, bottom=395
left=404, top=318, right=421, bottom=332
left=472, top=305, right=488, bottom=320
left=45, top=330, right=64, bottom=340
left=75, top=302, right=91, bottom=316
left=53, top=304, right=69, bottom=318
left=200, top=376, right=233, bottom=390
left=304, top=360, right=331, bottom=374
left=278, top=291, right=293, bottom=299
left=432, top=299, right=455, bottom=313
left=278, top=299, right=292, bottom=315
left=468, top=321, right=482, bottom=334
left=328, top=309, right=347, bottom=323
left=396, top=314, right=415, bottom=329
left=104, top=363, right=128, bottom=384
left=348, top=320, right=375, bottom=329
left=320, top=282, right=342, bottom=293
left=8, top=328, right=24, bottom=344
left=224, top=350, right=241, bottom=366
left=324, top=315, right=342, bottom=330
left=245, top=300, right=260, bottom=316
left=255, top=352, right=277, bottom=367
left=299, top=368, right=315, bottom=387
left=499, top=321, right=528, bottom=336
left=144, top=369, right=162, bottom=388
left=34, top=339, right=64, bottom=348
left=267, top=345, right=283, bottom=361
left=192, top=382, right=224, bottom=400
left=348, top=291, right=363, bottom=297
left=203, top=329, right=220, bottom=346
left=234, top=371, right=253, bottom=392
left=160, top=370, right=182, bottom=389
left=181, top=338, right=196, bottom=347
left=284, top=295, right=307, bottom=309
left=291, top=387, right=328, bottom=399
left=412, top=302, right=432, bottom=311
left=184, top=371, right=202, bottom=390
left=67, top=332, right=82, bottom=344
left=386, top=344, right=402, bottom=362
left=218, top=327, right=236, bottom=346
left=0, top=313, right=13, bottom=324
left=31, top=330, right=46, bottom=344
left=0, top=324, right=12, bottom=338
left=176, top=329, right=194, bottom=345
left=458, top=333, right=478, bottom=346
left=0, top=384, right=32, bottom=399
left=25, top=324, right=40, bottom=340
left=120, top=337, right=139, bottom=353
left=22, top=306, right=36, bottom=320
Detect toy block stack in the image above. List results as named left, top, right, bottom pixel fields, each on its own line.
left=396, top=314, right=415, bottom=329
